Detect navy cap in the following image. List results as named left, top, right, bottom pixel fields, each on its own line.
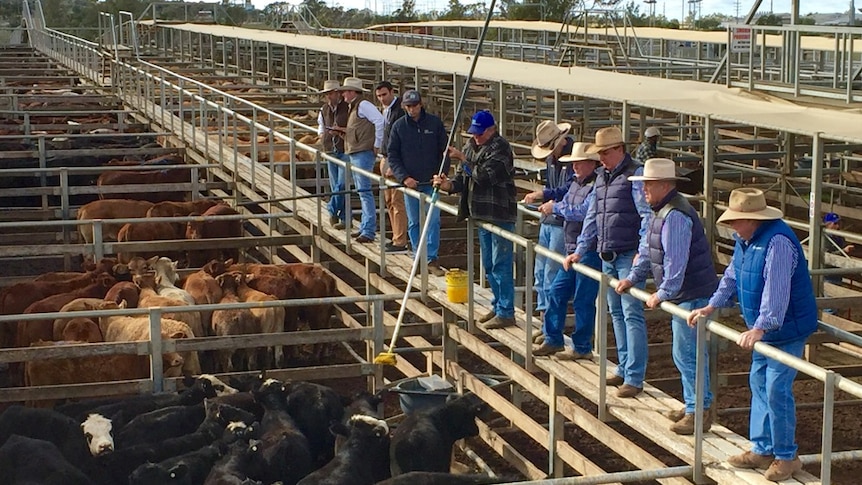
left=824, top=212, right=840, bottom=224
left=402, top=90, right=421, bottom=106
left=467, top=110, right=495, bottom=135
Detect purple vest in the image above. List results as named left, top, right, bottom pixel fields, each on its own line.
left=594, top=155, right=641, bottom=253
left=648, top=191, right=718, bottom=303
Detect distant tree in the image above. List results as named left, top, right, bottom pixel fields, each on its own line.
left=440, top=0, right=468, bottom=19
left=755, top=13, right=783, bottom=25
left=392, top=0, right=417, bottom=21
left=624, top=1, right=649, bottom=26
left=796, top=14, right=816, bottom=25
left=694, top=13, right=723, bottom=30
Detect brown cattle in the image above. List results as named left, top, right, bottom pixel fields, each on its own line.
left=116, top=221, right=182, bottom=264
left=146, top=199, right=220, bottom=218
left=134, top=272, right=205, bottom=340
left=185, top=204, right=242, bottom=268
left=24, top=340, right=184, bottom=408
left=96, top=167, right=191, bottom=203
left=182, top=259, right=228, bottom=333
left=52, top=297, right=117, bottom=340
left=76, top=200, right=154, bottom=244
left=211, top=273, right=258, bottom=373
left=99, top=308, right=200, bottom=375
left=61, top=318, right=103, bottom=342
left=104, top=281, right=140, bottom=309
left=235, top=273, right=286, bottom=368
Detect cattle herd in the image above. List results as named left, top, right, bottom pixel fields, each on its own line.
left=0, top=372, right=514, bottom=484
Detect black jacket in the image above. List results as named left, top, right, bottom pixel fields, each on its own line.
left=380, top=96, right=406, bottom=157
left=387, top=109, right=450, bottom=185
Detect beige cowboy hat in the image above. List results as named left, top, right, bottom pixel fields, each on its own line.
left=338, top=77, right=368, bottom=93
left=559, top=142, right=600, bottom=163
left=531, top=120, right=572, bottom=159
left=320, top=80, right=340, bottom=93
left=716, top=188, right=783, bottom=223
left=628, top=158, right=689, bottom=182
left=586, top=126, right=626, bottom=154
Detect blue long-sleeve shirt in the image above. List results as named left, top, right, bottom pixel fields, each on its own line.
left=553, top=173, right=592, bottom=222
left=708, top=234, right=797, bottom=332
left=574, top=165, right=652, bottom=276
left=627, top=210, right=692, bottom=301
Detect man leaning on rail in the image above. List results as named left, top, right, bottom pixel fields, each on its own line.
left=688, top=188, right=816, bottom=482
left=615, top=158, right=718, bottom=435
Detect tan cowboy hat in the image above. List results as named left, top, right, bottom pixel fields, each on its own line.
left=531, top=120, right=572, bottom=159
left=717, top=188, right=783, bottom=223
left=586, top=126, right=626, bottom=154
left=628, top=158, right=689, bottom=182
left=320, top=80, right=340, bottom=93
left=338, top=77, right=368, bottom=93
left=559, top=142, right=600, bottom=163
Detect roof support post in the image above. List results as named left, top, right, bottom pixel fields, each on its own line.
left=809, top=133, right=824, bottom=295
left=703, top=116, right=716, bottom=247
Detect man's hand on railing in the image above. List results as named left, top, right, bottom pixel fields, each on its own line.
left=563, top=253, right=580, bottom=270
left=614, top=278, right=633, bottom=295
left=737, top=328, right=765, bottom=350
left=687, top=305, right=715, bottom=328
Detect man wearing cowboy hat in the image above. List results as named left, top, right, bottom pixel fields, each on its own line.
left=688, top=188, right=816, bottom=481
left=316, top=79, right=350, bottom=229
left=333, top=77, right=385, bottom=243
left=616, top=158, right=718, bottom=434
left=634, top=126, right=661, bottom=163
left=533, top=142, right=602, bottom=360
left=565, top=126, right=653, bottom=399
left=523, top=120, right=576, bottom=318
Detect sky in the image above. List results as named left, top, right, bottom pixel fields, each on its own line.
left=249, top=0, right=854, bottom=19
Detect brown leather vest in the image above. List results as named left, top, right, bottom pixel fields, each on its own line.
left=319, top=100, right=349, bottom=153
left=345, top=98, right=375, bottom=155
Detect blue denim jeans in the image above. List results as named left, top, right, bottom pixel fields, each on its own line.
left=673, top=297, right=713, bottom=413
left=749, top=336, right=807, bottom=461
left=348, top=150, right=377, bottom=239
left=534, top=223, right=566, bottom=312
left=602, top=248, right=647, bottom=387
left=542, top=251, right=601, bottom=353
left=404, top=185, right=440, bottom=262
left=326, top=151, right=349, bottom=222
left=478, top=221, right=515, bottom=319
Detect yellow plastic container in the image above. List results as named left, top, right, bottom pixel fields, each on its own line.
left=446, top=269, right=468, bottom=303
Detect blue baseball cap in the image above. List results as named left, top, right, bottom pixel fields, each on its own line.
left=467, top=110, right=495, bottom=135
left=824, top=212, right=840, bottom=224
left=402, top=90, right=421, bottom=106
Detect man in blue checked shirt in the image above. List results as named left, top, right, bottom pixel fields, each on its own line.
left=566, top=126, right=652, bottom=399
left=688, top=188, right=816, bottom=482
left=616, top=158, right=718, bottom=435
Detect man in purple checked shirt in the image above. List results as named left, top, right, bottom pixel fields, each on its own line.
left=616, top=158, right=718, bottom=435
left=688, top=187, right=817, bottom=482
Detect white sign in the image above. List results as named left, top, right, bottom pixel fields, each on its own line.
left=731, top=27, right=752, bottom=53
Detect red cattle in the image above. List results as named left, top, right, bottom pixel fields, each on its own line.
left=96, top=167, right=191, bottom=203
left=116, top=221, right=182, bottom=264
left=185, top=204, right=242, bottom=268
left=104, top=281, right=140, bottom=309
left=146, top=199, right=220, bottom=218
left=76, top=200, right=154, bottom=244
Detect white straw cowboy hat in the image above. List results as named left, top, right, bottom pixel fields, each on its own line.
left=628, top=158, right=689, bottom=182
left=320, top=80, right=340, bottom=93
left=531, top=120, right=572, bottom=159
left=717, top=188, right=783, bottom=223
left=338, top=77, right=368, bottom=92
left=644, top=126, right=661, bottom=138
left=559, top=142, right=600, bottom=163
left=586, top=126, right=626, bottom=154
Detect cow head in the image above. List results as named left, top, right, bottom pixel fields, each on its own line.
left=348, top=414, right=389, bottom=438
left=197, top=374, right=239, bottom=396
left=81, top=413, right=115, bottom=456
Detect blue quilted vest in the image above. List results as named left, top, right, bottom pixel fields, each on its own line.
left=733, top=219, right=818, bottom=343
left=647, top=191, right=717, bottom=303
left=594, top=155, right=642, bottom=253
left=563, top=172, right=597, bottom=254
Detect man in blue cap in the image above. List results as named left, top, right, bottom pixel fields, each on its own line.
left=822, top=212, right=854, bottom=285
left=434, top=110, right=518, bottom=329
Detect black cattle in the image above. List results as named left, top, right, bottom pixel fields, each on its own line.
left=117, top=404, right=206, bottom=448
left=389, top=394, right=487, bottom=476
left=335, top=390, right=384, bottom=453
left=0, top=406, right=114, bottom=465
left=0, top=435, right=94, bottom=485
left=296, top=414, right=391, bottom=485
left=210, top=392, right=264, bottom=423
left=203, top=439, right=265, bottom=485
left=283, top=380, right=344, bottom=467
left=376, top=472, right=514, bottom=484
left=247, top=379, right=313, bottom=485
left=129, top=441, right=227, bottom=485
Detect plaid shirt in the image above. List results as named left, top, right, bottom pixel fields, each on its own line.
left=634, top=140, right=657, bottom=163
left=449, top=132, right=517, bottom=223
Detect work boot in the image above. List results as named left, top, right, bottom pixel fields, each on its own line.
left=606, top=375, right=624, bottom=386
left=532, top=342, right=564, bottom=357
left=667, top=407, right=686, bottom=422
left=763, top=457, right=802, bottom=482
left=555, top=349, right=593, bottom=361
left=532, top=330, right=545, bottom=344
left=478, top=310, right=496, bottom=323
left=483, top=316, right=515, bottom=329
left=616, top=384, right=643, bottom=398
left=669, top=409, right=713, bottom=435
left=427, top=259, right=446, bottom=277
left=727, top=451, right=775, bottom=470
left=329, top=215, right=340, bottom=227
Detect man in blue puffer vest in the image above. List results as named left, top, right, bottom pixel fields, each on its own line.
left=689, top=188, right=816, bottom=482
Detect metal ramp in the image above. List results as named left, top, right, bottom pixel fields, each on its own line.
left=555, top=0, right=643, bottom=68
left=275, top=5, right=323, bottom=35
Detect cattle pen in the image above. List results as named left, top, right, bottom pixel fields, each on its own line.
left=2, top=2, right=862, bottom=484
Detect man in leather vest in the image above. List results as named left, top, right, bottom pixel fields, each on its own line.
left=533, top=142, right=601, bottom=361
left=316, top=80, right=350, bottom=229
left=333, top=77, right=385, bottom=243
left=567, top=126, right=653, bottom=399
left=617, top=158, right=718, bottom=435
left=375, top=81, right=408, bottom=252
left=688, top=188, right=816, bottom=482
